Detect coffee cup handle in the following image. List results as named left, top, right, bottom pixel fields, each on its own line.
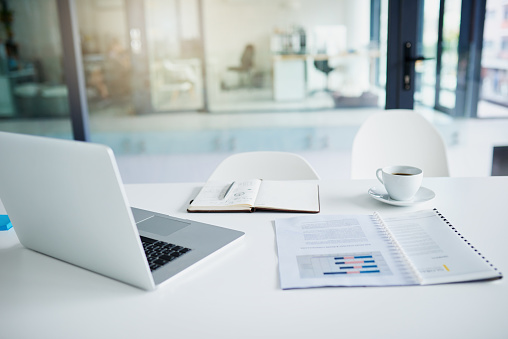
left=376, top=168, right=384, bottom=184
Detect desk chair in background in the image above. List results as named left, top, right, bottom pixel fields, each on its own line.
left=313, top=58, right=335, bottom=93
left=351, top=109, right=449, bottom=179
left=208, top=151, right=320, bottom=181
left=227, top=44, right=255, bottom=89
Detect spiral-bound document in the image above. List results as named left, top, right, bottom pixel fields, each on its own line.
left=274, top=209, right=502, bottom=289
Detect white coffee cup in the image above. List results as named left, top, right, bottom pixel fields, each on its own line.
left=376, top=165, right=423, bottom=201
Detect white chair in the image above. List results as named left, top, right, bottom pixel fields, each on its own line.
left=208, top=151, right=320, bottom=181
left=351, top=109, right=449, bottom=179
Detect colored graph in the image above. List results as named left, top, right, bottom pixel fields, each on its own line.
left=297, top=251, right=391, bottom=279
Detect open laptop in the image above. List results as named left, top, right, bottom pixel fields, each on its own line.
left=0, top=132, right=244, bottom=290
left=492, top=146, right=508, bottom=176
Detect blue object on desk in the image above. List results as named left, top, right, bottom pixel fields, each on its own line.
left=0, top=215, right=12, bottom=231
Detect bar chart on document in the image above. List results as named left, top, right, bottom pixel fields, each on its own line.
left=296, top=251, right=392, bottom=278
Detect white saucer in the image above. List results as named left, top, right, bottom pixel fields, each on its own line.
left=368, top=186, right=435, bottom=206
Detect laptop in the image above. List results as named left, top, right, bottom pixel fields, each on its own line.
left=0, top=132, right=244, bottom=290
left=492, top=146, right=508, bottom=176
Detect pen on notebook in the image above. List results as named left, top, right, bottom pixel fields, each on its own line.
left=222, top=181, right=235, bottom=200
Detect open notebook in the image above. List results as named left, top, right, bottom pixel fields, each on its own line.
left=188, top=179, right=320, bottom=213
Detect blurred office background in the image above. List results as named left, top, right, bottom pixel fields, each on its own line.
left=0, top=0, right=507, bottom=182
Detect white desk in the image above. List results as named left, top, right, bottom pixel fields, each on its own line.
left=1, top=177, right=507, bottom=338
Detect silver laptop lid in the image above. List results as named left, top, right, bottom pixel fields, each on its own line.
left=0, top=132, right=155, bottom=290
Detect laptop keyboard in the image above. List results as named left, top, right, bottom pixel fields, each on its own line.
left=140, top=236, right=192, bottom=271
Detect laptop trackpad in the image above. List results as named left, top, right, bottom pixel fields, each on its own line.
left=137, top=216, right=189, bottom=237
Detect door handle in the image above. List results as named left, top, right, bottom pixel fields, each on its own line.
left=406, top=55, right=434, bottom=62
left=403, top=42, right=434, bottom=90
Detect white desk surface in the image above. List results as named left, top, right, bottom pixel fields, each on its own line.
left=1, top=177, right=507, bottom=338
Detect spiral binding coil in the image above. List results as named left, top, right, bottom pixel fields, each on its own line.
left=371, top=212, right=422, bottom=284
left=432, top=208, right=502, bottom=276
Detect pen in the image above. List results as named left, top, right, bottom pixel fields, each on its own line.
left=222, top=181, right=236, bottom=200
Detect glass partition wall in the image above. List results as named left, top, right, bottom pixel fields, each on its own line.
left=71, top=0, right=388, bottom=157
left=75, top=0, right=386, bottom=116
left=7, top=1, right=508, bottom=163
left=413, top=0, right=508, bottom=118
left=76, top=0, right=205, bottom=115
left=414, top=0, right=462, bottom=112
left=0, top=0, right=73, bottom=138
left=76, top=0, right=134, bottom=116
left=203, top=0, right=386, bottom=112
left=145, top=0, right=204, bottom=112
left=477, top=0, right=508, bottom=118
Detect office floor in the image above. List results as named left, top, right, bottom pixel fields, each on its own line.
left=113, top=109, right=508, bottom=183
left=2, top=106, right=507, bottom=183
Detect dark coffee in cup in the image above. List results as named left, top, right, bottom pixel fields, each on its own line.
left=376, top=165, right=423, bottom=200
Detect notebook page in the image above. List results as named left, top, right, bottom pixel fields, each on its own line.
left=189, top=179, right=261, bottom=208
left=254, top=180, right=319, bottom=212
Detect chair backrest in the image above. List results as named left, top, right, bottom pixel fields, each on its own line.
left=241, top=44, right=254, bottom=69
left=351, top=109, right=449, bottom=179
left=208, top=151, right=320, bottom=181
left=314, top=59, right=334, bottom=75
